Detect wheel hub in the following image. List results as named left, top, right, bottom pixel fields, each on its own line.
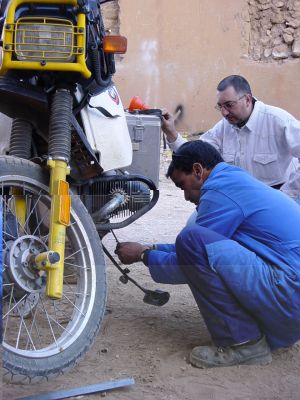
left=10, top=293, right=40, bottom=318
left=6, top=235, right=47, bottom=293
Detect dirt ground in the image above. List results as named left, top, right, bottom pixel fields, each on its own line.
left=3, top=152, right=300, bottom=400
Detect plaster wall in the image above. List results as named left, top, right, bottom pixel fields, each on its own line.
left=113, top=0, right=300, bottom=133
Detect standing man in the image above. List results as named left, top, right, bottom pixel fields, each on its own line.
left=115, top=141, right=300, bottom=368
left=162, top=75, right=300, bottom=202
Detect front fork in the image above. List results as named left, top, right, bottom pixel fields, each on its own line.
left=10, top=90, right=73, bottom=299
left=45, top=89, right=73, bottom=299
left=45, top=159, right=71, bottom=299
left=12, top=159, right=70, bottom=299
left=10, top=119, right=33, bottom=230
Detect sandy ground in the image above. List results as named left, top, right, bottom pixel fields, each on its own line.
left=2, top=153, right=300, bottom=400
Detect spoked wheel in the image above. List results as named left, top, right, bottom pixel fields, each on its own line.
left=1, top=156, right=107, bottom=383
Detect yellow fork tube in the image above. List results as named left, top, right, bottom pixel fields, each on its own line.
left=11, top=188, right=26, bottom=229
left=46, top=159, right=71, bottom=299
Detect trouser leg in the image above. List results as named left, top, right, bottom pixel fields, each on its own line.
left=176, top=226, right=262, bottom=347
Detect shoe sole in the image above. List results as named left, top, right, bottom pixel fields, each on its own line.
left=189, top=352, right=272, bottom=369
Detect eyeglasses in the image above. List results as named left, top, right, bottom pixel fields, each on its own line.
left=215, top=95, right=246, bottom=112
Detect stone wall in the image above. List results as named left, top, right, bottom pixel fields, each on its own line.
left=101, top=1, right=120, bottom=34
left=248, top=0, right=300, bottom=60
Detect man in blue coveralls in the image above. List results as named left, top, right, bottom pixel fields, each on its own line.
left=115, top=140, right=300, bottom=368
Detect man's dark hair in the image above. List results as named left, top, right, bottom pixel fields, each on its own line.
left=217, top=75, right=252, bottom=96
left=166, top=141, right=224, bottom=177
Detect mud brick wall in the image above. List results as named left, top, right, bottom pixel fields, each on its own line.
left=248, top=0, right=300, bottom=60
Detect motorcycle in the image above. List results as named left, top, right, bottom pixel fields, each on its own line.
left=0, top=0, right=163, bottom=383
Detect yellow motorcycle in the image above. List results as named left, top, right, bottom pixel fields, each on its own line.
left=0, top=0, right=160, bottom=382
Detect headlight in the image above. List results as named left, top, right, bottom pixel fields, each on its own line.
left=0, top=1, right=91, bottom=79
left=15, top=18, right=75, bottom=63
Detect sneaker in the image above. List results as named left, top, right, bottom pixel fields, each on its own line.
left=190, top=336, right=272, bottom=368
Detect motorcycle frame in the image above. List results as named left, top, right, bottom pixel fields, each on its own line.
left=0, top=0, right=93, bottom=299
left=0, top=0, right=159, bottom=301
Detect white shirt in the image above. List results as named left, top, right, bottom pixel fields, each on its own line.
left=168, top=100, right=300, bottom=198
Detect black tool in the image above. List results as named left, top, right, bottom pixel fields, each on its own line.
left=102, top=241, right=170, bottom=307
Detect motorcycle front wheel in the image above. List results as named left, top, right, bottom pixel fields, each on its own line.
left=1, top=156, right=107, bottom=383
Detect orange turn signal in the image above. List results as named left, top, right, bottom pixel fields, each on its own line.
left=103, top=35, right=127, bottom=54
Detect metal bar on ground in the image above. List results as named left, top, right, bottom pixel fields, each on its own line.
left=16, top=377, right=135, bottom=400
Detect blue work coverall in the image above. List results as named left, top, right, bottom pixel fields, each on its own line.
left=146, top=163, right=300, bottom=349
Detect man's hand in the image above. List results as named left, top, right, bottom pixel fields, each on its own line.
left=115, top=242, right=151, bottom=265
left=161, top=109, right=178, bottom=143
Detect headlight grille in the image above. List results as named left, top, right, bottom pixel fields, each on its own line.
left=14, top=17, right=78, bottom=62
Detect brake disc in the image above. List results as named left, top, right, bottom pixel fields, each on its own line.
left=6, top=235, right=47, bottom=293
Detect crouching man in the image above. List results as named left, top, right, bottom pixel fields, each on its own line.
left=115, top=141, right=300, bottom=368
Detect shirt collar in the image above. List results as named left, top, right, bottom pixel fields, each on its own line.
left=197, top=162, right=228, bottom=207
left=243, top=99, right=261, bottom=132
left=202, top=162, right=228, bottom=187
left=228, top=98, right=260, bottom=133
